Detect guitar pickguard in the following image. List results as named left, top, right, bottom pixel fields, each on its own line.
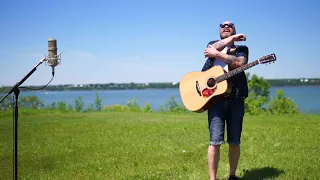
left=202, top=87, right=217, bottom=98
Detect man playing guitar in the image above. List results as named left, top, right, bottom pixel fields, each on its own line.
left=203, top=20, right=249, bottom=180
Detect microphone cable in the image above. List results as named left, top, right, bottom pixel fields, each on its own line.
left=19, top=74, right=54, bottom=91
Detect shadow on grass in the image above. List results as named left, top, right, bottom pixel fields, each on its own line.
left=241, top=166, right=284, bottom=180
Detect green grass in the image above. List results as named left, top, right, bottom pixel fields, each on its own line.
left=0, top=109, right=319, bottom=180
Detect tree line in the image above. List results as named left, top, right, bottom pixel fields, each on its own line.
left=0, top=77, right=319, bottom=92
left=0, top=73, right=302, bottom=115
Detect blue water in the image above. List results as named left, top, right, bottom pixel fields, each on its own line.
left=1, top=86, right=319, bottom=114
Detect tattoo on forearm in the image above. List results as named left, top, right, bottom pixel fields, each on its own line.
left=212, top=41, right=226, bottom=50
left=225, top=55, right=248, bottom=67
left=226, top=55, right=238, bottom=65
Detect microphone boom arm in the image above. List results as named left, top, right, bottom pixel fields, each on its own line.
left=0, top=58, right=47, bottom=103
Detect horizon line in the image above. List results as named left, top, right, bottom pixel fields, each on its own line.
left=1, top=77, right=320, bottom=87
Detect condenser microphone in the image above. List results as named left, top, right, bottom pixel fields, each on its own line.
left=47, top=38, right=61, bottom=76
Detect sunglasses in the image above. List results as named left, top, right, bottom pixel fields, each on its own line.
left=220, top=23, right=234, bottom=28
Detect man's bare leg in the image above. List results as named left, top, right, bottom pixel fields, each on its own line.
left=208, top=145, right=221, bottom=180
left=229, top=144, right=240, bottom=176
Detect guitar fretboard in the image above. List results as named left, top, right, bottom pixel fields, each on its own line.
left=216, top=60, right=260, bottom=83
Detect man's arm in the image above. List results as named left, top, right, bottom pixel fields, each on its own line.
left=208, top=36, right=235, bottom=51
left=214, top=46, right=249, bottom=68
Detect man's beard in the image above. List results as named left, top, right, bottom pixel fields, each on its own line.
left=220, top=34, right=229, bottom=39
left=220, top=32, right=234, bottom=39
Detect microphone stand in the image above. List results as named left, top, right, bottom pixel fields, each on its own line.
left=0, top=58, right=47, bottom=180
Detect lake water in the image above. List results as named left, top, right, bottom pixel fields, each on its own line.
left=1, top=86, right=319, bottom=114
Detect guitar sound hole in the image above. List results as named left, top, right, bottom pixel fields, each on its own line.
left=207, top=78, right=216, bottom=88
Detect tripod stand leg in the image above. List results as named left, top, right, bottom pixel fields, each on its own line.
left=0, top=58, right=48, bottom=180
left=13, top=88, right=20, bottom=180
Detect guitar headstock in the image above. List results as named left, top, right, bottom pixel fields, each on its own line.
left=258, top=53, right=277, bottom=64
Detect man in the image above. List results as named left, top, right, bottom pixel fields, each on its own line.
left=202, top=21, right=249, bottom=180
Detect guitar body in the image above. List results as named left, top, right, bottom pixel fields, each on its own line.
left=179, top=66, right=232, bottom=113
left=179, top=53, right=277, bottom=113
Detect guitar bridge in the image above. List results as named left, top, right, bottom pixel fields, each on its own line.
left=196, top=81, right=201, bottom=96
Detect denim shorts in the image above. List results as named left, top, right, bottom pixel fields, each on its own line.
left=207, top=97, right=245, bottom=145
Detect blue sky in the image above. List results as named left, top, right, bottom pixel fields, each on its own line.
left=0, top=0, right=319, bottom=86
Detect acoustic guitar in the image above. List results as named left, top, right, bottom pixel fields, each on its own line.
left=179, top=53, right=277, bottom=113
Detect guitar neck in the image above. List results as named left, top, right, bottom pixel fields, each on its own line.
left=216, top=59, right=259, bottom=83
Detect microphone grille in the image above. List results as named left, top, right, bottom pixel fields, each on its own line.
left=48, top=38, right=57, bottom=51
left=47, top=38, right=60, bottom=67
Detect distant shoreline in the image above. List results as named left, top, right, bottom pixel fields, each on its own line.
left=1, top=85, right=319, bottom=93
left=1, top=78, right=320, bottom=92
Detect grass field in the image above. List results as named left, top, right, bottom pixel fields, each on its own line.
left=0, top=109, right=319, bottom=180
